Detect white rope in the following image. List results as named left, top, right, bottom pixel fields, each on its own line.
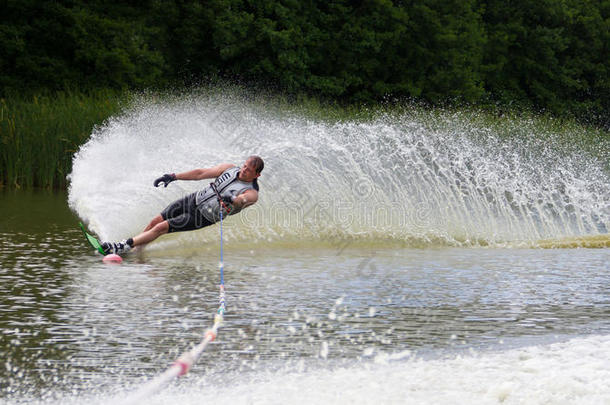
left=116, top=286, right=225, bottom=405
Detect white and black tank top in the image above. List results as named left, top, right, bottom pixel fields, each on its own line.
left=195, top=167, right=257, bottom=222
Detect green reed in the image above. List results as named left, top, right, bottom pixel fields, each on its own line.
left=0, top=90, right=127, bottom=189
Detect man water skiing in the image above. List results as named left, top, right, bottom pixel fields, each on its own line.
left=101, top=155, right=264, bottom=255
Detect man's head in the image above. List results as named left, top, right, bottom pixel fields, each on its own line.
left=239, top=155, right=264, bottom=182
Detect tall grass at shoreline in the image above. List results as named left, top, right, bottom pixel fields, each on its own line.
left=0, top=90, right=126, bottom=189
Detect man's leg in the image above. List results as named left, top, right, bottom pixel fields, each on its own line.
left=142, top=214, right=165, bottom=232
left=101, top=194, right=200, bottom=255
left=132, top=220, right=170, bottom=247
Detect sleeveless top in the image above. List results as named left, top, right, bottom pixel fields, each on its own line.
left=195, top=167, right=257, bottom=223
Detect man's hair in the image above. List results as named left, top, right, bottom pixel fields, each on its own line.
left=248, top=155, right=264, bottom=173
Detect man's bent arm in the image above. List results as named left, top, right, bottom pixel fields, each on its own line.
left=175, top=163, right=235, bottom=181
left=233, top=189, right=258, bottom=209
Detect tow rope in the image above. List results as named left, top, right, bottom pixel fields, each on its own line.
left=117, top=186, right=228, bottom=404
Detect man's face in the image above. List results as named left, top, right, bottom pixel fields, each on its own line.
left=239, top=158, right=260, bottom=182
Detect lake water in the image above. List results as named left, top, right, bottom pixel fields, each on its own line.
left=2, top=194, right=609, bottom=404
left=1, top=96, right=609, bottom=404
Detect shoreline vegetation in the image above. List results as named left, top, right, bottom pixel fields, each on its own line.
left=1, top=87, right=608, bottom=190
left=1, top=1, right=609, bottom=189
left=0, top=90, right=127, bottom=189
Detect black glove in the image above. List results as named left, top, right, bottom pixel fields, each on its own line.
left=154, top=173, right=176, bottom=187
left=221, top=195, right=235, bottom=205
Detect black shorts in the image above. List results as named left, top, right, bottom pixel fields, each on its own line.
left=160, top=192, right=214, bottom=233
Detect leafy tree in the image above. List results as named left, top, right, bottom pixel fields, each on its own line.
left=481, top=0, right=610, bottom=124
left=0, top=0, right=164, bottom=94
left=0, top=0, right=608, bottom=125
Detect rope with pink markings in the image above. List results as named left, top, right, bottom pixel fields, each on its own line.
left=117, top=185, right=230, bottom=405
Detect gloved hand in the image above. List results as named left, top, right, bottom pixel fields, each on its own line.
left=154, top=173, right=177, bottom=187
left=221, top=195, right=235, bottom=205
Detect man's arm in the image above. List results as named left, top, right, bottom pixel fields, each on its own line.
left=176, top=163, right=235, bottom=181
left=232, top=189, right=258, bottom=209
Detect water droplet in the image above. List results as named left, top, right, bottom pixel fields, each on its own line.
left=320, top=341, right=329, bottom=359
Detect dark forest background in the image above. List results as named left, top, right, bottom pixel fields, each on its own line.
left=2, top=0, right=609, bottom=125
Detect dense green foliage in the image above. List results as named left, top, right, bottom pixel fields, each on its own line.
left=1, top=0, right=609, bottom=124
left=0, top=90, right=125, bottom=188
left=1, top=1, right=164, bottom=91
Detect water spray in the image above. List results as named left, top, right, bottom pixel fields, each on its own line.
left=69, top=95, right=610, bottom=248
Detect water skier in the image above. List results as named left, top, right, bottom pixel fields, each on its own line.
left=101, top=155, right=264, bottom=255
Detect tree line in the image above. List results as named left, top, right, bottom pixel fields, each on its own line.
left=1, top=0, right=609, bottom=125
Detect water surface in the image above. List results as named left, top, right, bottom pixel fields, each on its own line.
left=1, top=191, right=608, bottom=404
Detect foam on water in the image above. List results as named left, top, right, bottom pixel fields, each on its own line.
left=13, top=334, right=610, bottom=404
left=158, top=334, right=610, bottom=405
left=68, top=91, right=610, bottom=248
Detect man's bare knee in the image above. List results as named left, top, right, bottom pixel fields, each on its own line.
left=153, top=221, right=169, bottom=235
left=144, top=215, right=164, bottom=232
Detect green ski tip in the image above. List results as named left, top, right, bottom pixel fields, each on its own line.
left=79, top=222, right=106, bottom=255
